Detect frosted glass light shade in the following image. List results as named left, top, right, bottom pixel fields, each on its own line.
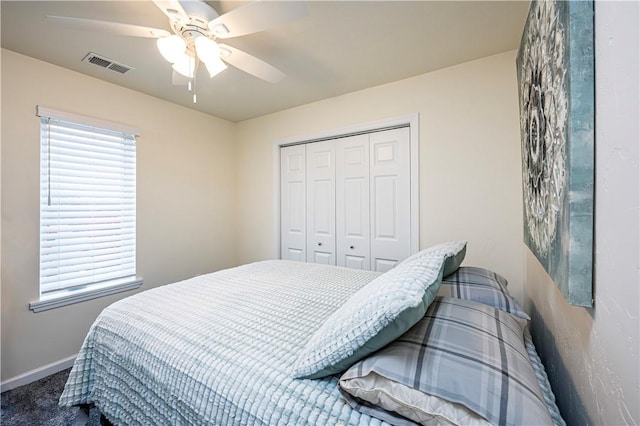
left=203, top=59, right=227, bottom=78
left=157, top=35, right=186, bottom=63
left=172, top=54, right=195, bottom=78
left=195, top=36, right=227, bottom=78
left=195, top=36, right=220, bottom=63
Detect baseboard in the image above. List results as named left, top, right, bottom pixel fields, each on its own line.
left=0, top=354, right=77, bottom=392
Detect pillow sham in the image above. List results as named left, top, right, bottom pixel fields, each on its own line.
left=439, top=266, right=530, bottom=320
left=400, top=240, right=467, bottom=277
left=339, top=297, right=553, bottom=426
left=292, top=241, right=467, bottom=379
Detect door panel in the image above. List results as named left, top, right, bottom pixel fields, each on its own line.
left=312, top=251, right=333, bottom=265
left=336, top=134, right=370, bottom=269
left=287, top=182, right=305, bottom=233
left=372, top=175, right=398, bottom=239
left=370, top=128, right=411, bottom=268
left=373, top=258, right=398, bottom=273
left=286, top=248, right=305, bottom=262
left=344, top=177, right=366, bottom=236
left=345, top=255, right=367, bottom=270
left=312, top=179, right=333, bottom=235
left=280, top=145, right=306, bottom=261
left=306, top=140, right=336, bottom=264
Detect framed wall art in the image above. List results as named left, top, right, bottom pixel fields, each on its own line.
left=516, top=0, right=595, bottom=307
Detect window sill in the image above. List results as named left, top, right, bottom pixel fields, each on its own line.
left=29, top=277, right=143, bottom=313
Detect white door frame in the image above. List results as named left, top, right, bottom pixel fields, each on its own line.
left=272, top=113, right=420, bottom=260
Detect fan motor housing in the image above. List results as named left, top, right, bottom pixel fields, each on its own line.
left=171, top=0, right=219, bottom=42
left=182, top=1, right=218, bottom=26
left=180, top=26, right=207, bottom=42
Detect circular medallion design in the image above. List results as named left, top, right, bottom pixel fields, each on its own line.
left=519, top=0, right=568, bottom=256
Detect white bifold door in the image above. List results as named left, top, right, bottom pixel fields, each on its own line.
left=280, top=144, right=306, bottom=262
left=367, top=129, right=412, bottom=272
left=336, top=134, right=370, bottom=270
left=306, top=140, right=336, bottom=265
left=280, top=127, right=412, bottom=272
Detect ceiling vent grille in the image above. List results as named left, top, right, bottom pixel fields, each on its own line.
left=82, top=52, right=134, bottom=75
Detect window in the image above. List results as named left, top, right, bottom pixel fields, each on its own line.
left=30, top=106, right=142, bottom=312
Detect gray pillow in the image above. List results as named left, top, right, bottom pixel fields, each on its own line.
left=340, top=297, right=553, bottom=426
left=440, top=266, right=530, bottom=320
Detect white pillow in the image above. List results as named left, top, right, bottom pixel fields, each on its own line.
left=341, top=373, right=490, bottom=426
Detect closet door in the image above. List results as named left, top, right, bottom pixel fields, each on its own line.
left=336, top=134, right=370, bottom=270
left=369, top=128, right=411, bottom=272
left=280, top=145, right=306, bottom=262
left=306, top=140, right=336, bottom=264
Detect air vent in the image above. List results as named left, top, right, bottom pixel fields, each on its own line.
left=82, top=52, right=134, bottom=75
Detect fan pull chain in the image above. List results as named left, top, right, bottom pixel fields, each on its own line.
left=193, top=66, right=197, bottom=104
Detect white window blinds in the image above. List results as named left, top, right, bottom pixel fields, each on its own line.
left=38, top=107, right=138, bottom=296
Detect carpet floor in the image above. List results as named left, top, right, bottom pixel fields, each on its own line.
left=1, top=368, right=104, bottom=425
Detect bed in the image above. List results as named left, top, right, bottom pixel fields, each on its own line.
left=60, top=242, right=565, bottom=426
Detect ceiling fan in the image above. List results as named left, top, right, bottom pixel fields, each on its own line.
left=47, top=0, right=307, bottom=88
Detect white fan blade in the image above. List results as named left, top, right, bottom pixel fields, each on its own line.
left=152, top=0, right=190, bottom=26
left=47, top=16, right=170, bottom=38
left=218, top=43, right=285, bottom=83
left=172, top=70, right=190, bottom=86
left=209, top=0, right=308, bottom=39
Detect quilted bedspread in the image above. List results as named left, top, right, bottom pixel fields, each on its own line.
left=59, top=260, right=387, bottom=425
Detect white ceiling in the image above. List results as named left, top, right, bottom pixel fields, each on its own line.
left=1, top=1, right=529, bottom=122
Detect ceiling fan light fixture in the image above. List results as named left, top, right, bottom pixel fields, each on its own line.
left=203, top=58, right=227, bottom=78
left=49, top=0, right=301, bottom=89
left=195, top=36, right=227, bottom=77
left=157, top=35, right=186, bottom=63
left=172, top=53, right=196, bottom=78
left=194, top=36, right=220, bottom=63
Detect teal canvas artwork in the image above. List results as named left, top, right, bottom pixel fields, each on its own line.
left=516, top=0, right=594, bottom=307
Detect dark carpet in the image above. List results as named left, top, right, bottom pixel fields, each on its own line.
left=1, top=368, right=104, bottom=425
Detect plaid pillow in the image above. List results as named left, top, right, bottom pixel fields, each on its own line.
left=340, top=297, right=553, bottom=426
left=439, top=266, right=530, bottom=320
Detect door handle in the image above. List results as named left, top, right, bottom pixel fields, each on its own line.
left=350, top=245, right=355, bottom=250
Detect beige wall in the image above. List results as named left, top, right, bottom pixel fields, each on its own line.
left=1, top=49, right=238, bottom=381
left=236, top=50, right=525, bottom=299
left=523, top=2, right=639, bottom=425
